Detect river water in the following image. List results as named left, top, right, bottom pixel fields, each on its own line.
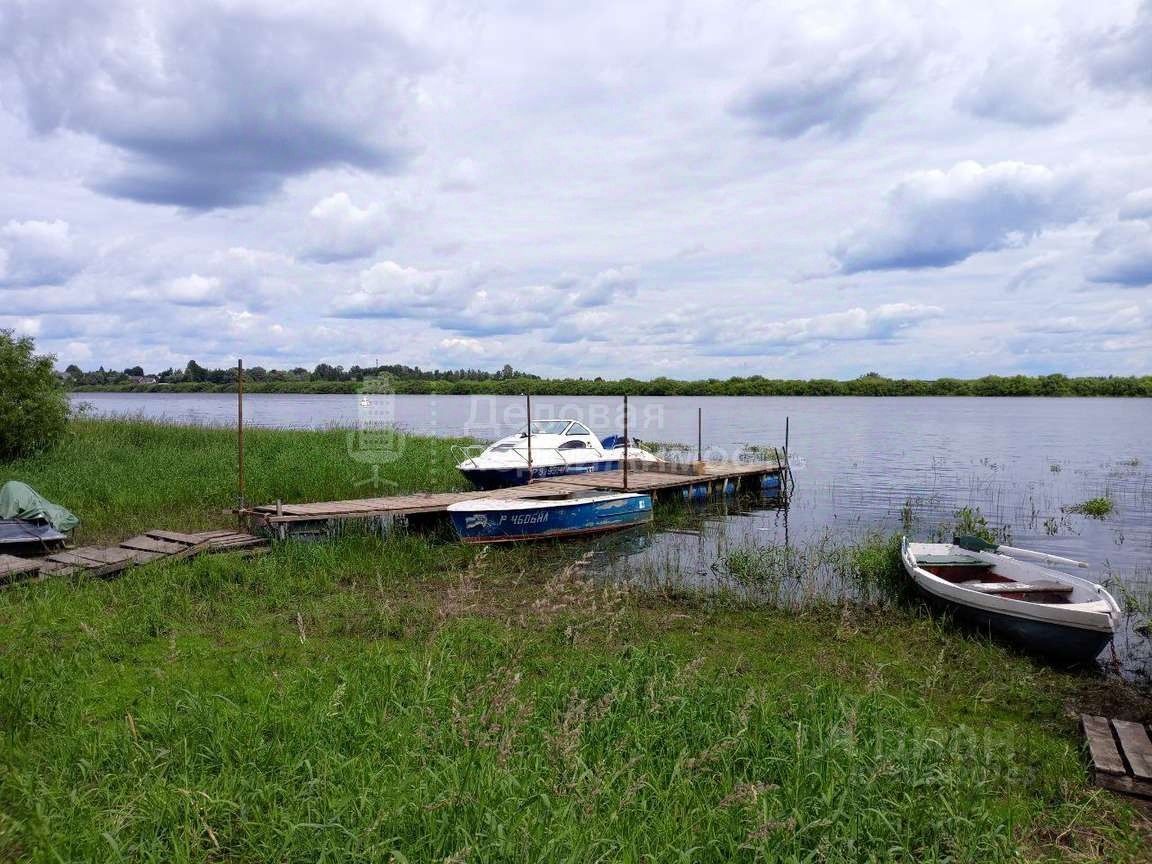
left=72, top=392, right=1152, bottom=681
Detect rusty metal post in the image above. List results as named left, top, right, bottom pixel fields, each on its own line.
left=237, top=358, right=245, bottom=523
left=623, top=394, right=629, bottom=491
left=783, top=415, right=791, bottom=496
left=697, top=406, right=702, bottom=463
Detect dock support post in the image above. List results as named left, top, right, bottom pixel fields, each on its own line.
left=525, top=392, right=532, bottom=483
left=237, top=358, right=245, bottom=526
left=623, top=394, right=629, bottom=491
left=697, top=406, right=702, bottom=463
left=783, top=415, right=793, bottom=497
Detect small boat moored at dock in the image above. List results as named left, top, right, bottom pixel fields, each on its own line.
left=449, top=490, right=653, bottom=543
left=901, top=537, right=1119, bottom=663
left=454, top=419, right=662, bottom=489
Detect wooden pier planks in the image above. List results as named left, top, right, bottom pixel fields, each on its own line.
left=0, top=554, right=41, bottom=586
left=247, top=460, right=785, bottom=526
left=1, top=529, right=268, bottom=588
left=1082, top=714, right=1152, bottom=799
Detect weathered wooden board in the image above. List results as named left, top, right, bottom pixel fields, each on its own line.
left=120, top=535, right=190, bottom=555
left=0, top=554, right=41, bottom=582
left=66, top=547, right=138, bottom=565
left=37, top=559, right=78, bottom=577
left=1112, top=720, right=1152, bottom=781
left=145, top=530, right=203, bottom=546
left=42, top=554, right=123, bottom=579
left=117, top=547, right=166, bottom=564
left=1083, top=715, right=1126, bottom=775
left=1083, top=714, right=1152, bottom=799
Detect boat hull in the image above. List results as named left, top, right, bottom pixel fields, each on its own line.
left=915, top=586, right=1113, bottom=663
left=901, top=540, right=1116, bottom=664
left=459, top=458, right=629, bottom=490
left=450, top=494, right=652, bottom=543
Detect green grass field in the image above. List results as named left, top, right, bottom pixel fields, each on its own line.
left=0, top=418, right=472, bottom=542
left=0, top=420, right=1148, bottom=862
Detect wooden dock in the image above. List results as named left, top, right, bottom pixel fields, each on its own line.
left=244, top=460, right=786, bottom=532
left=1082, top=714, right=1152, bottom=799
left=0, top=529, right=267, bottom=588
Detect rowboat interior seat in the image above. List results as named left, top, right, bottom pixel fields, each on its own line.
left=960, top=580, right=1074, bottom=596
left=916, top=554, right=990, bottom=566
left=917, top=554, right=998, bottom=583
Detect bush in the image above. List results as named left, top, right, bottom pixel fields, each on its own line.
left=0, top=329, right=69, bottom=462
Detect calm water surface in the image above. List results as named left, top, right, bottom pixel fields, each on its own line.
left=73, top=392, right=1152, bottom=680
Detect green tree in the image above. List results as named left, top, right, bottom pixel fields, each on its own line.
left=0, top=330, right=70, bottom=462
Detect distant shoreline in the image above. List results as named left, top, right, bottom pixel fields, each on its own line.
left=69, top=374, right=1152, bottom=398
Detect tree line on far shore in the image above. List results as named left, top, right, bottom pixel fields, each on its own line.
left=64, top=360, right=539, bottom=387
left=66, top=362, right=1152, bottom=397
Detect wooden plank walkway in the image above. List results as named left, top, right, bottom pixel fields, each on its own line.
left=1082, top=714, right=1152, bottom=799
left=245, top=460, right=785, bottom=527
left=2, top=529, right=267, bottom=588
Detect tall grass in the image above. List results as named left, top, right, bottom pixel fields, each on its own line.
left=0, top=539, right=1143, bottom=862
left=0, top=420, right=1147, bottom=860
left=0, top=418, right=470, bottom=542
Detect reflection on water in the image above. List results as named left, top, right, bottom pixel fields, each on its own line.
left=586, top=489, right=1151, bottom=686
left=73, top=392, right=1152, bottom=682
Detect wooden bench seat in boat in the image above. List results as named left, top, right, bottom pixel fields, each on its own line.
left=917, top=555, right=997, bottom=582
left=915, top=554, right=992, bottom=566
left=960, top=580, right=1074, bottom=595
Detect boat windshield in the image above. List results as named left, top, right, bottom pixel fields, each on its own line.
left=519, top=420, right=570, bottom=435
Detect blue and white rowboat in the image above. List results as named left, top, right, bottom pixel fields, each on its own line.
left=448, top=491, right=653, bottom=543
left=901, top=538, right=1119, bottom=663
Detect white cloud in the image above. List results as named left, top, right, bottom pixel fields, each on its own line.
left=333, top=260, right=478, bottom=319
left=439, top=158, right=480, bottom=192
left=1120, top=187, right=1152, bottom=220
left=568, top=267, right=639, bottom=308
left=954, top=55, right=1074, bottom=126
left=1083, top=1, right=1152, bottom=91
left=1026, top=305, right=1148, bottom=335
left=1, top=0, right=1151, bottom=377
left=0, top=219, right=84, bottom=287
left=164, top=274, right=225, bottom=306
left=832, top=161, right=1085, bottom=273
left=0, top=0, right=423, bottom=208
left=707, top=303, right=943, bottom=355
left=302, top=192, right=404, bottom=262
left=1086, top=222, right=1152, bottom=287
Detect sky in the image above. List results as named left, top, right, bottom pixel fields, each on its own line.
left=0, top=0, right=1150, bottom=380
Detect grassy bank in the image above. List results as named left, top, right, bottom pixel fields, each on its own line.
left=1, top=539, right=1148, bottom=862
left=0, top=418, right=471, bottom=542
left=1, top=420, right=1149, bottom=861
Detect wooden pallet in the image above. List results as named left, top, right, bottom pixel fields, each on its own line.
left=1082, top=714, right=1152, bottom=799
left=3, top=529, right=268, bottom=587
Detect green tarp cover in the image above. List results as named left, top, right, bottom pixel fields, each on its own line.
left=0, top=481, right=79, bottom=532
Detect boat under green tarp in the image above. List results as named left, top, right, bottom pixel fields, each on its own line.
left=0, top=481, right=79, bottom=532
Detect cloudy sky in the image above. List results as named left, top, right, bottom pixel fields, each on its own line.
left=0, top=0, right=1150, bottom=379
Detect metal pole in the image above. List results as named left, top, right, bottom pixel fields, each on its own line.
left=237, top=358, right=245, bottom=521
left=623, top=394, right=629, bottom=491
left=783, top=416, right=791, bottom=496
left=525, top=392, right=533, bottom=482
left=697, top=406, right=702, bottom=463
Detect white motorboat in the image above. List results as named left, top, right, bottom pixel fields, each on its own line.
left=454, top=418, right=661, bottom=489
